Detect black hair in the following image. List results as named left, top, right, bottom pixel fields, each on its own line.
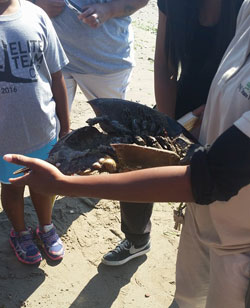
left=165, top=0, right=244, bottom=72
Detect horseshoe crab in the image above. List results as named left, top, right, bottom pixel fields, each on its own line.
left=45, top=98, right=200, bottom=176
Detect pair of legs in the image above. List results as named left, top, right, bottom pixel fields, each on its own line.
left=173, top=206, right=250, bottom=308
left=1, top=184, right=53, bottom=232
left=64, top=69, right=153, bottom=263
left=0, top=139, right=56, bottom=232
left=0, top=139, right=64, bottom=264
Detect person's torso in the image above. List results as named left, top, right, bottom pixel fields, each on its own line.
left=52, top=0, right=135, bottom=75
left=157, top=0, right=224, bottom=118
left=200, top=17, right=250, bottom=145
left=176, top=23, right=219, bottom=118
left=191, top=0, right=250, bottom=253
left=0, top=0, right=68, bottom=155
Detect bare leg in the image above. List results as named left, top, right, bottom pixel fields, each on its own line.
left=2, top=184, right=42, bottom=264
left=29, top=189, right=64, bottom=260
left=29, top=188, right=54, bottom=226
left=1, top=183, right=25, bottom=232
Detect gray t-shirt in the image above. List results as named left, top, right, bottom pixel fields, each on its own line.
left=0, top=0, right=68, bottom=156
left=52, top=0, right=135, bottom=75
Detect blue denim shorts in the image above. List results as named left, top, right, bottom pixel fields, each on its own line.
left=0, top=138, right=57, bottom=184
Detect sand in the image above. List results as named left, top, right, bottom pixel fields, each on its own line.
left=0, top=1, right=181, bottom=307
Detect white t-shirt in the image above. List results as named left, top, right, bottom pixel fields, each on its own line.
left=190, top=0, right=250, bottom=254
left=0, top=0, right=68, bottom=155
left=200, top=0, right=250, bottom=145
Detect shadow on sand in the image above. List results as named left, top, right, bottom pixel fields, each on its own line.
left=0, top=195, right=99, bottom=307
left=70, top=256, right=147, bottom=308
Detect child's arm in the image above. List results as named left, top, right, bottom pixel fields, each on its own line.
left=51, top=70, right=70, bottom=138
left=4, top=154, right=193, bottom=203
left=4, top=124, right=250, bottom=204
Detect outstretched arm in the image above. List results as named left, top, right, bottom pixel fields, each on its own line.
left=5, top=125, right=250, bottom=204
left=4, top=154, right=193, bottom=203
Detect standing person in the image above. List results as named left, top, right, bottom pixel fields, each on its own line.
left=5, top=1, right=250, bottom=305
left=154, top=0, right=243, bottom=119
left=150, top=0, right=243, bottom=270
left=0, top=0, right=70, bottom=264
left=32, top=0, right=152, bottom=266
left=33, top=0, right=148, bottom=109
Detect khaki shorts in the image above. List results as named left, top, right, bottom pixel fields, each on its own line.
left=63, top=68, right=133, bottom=111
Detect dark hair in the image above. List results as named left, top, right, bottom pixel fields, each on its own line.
left=165, top=0, right=244, bottom=72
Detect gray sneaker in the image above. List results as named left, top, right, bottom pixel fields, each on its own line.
left=102, top=239, right=151, bottom=266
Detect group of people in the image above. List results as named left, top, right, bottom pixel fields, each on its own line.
left=0, top=0, right=149, bottom=265
left=1, top=0, right=250, bottom=307
left=32, top=0, right=152, bottom=267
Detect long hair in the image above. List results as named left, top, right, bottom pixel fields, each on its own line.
left=165, top=0, right=244, bottom=72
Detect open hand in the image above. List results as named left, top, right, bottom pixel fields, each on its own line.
left=4, top=154, right=65, bottom=196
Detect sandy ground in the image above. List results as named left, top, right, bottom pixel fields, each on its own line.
left=0, top=1, right=181, bottom=307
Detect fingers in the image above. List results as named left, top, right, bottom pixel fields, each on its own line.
left=3, top=154, right=33, bottom=185
left=9, top=172, right=31, bottom=187
left=4, top=155, right=57, bottom=175
left=4, top=154, right=51, bottom=177
left=4, top=154, right=39, bottom=169
left=4, top=154, right=64, bottom=195
left=81, top=13, right=101, bottom=28
left=78, top=6, right=95, bottom=18
left=78, top=8, right=101, bottom=28
left=92, top=13, right=101, bottom=26
left=3, top=154, right=33, bottom=167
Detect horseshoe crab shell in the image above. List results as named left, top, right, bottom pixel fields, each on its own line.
left=46, top=98, right=200, bottom=175
left=111, top=143, right=180, bottom=171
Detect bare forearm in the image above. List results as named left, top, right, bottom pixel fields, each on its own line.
left=60, top=166, right=194, bottom=203
left=106, top=0, right=149, bottom=18
left=7, top=125, right=250, bottom=205
left=154, top=70, right=177, bottom=117
left=51, top=71, right=70, bottom=136
left=154, top=9, right=177, bottom=117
